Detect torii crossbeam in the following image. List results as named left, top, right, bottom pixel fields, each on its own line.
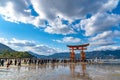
left=67, top=43, right=89, bottom=61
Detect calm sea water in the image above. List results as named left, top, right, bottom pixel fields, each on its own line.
left=0, top=63, right=120, bottom=80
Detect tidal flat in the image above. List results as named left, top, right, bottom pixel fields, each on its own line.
left=0, top=63, right=120, bottom=80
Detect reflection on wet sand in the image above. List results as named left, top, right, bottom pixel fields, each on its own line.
left=70, top=63, right=92, bottom=80
left=0, top=63, right=120, bottom=80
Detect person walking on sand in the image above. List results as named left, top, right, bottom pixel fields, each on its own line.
left=14, top=59, right=17, bottom=65
left=7, top=62, right=10, bottom=68
left=1, top=59, right=4, bottom=66
left=18, top=59, right=21, bottom=66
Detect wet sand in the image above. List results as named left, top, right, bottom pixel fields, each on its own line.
left=0, top=63, right=120, bottom=80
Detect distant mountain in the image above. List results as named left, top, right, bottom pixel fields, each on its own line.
left=48, top=52, right=70, bottom=59
left=86, top=50, right=120, bottom=59
left=28, top=52, right=70, bottom=59
left=28, top=51, right=47, bottom=58
left=33, top=50, right=120, bottom=59
left=0, top=43, right=14, bottom=53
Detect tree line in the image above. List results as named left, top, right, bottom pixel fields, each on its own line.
left=0, top=50, right=34, bottom=58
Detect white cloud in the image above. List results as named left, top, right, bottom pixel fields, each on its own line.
left=45, top=25, right=74, bottom=35
left=44, top=17, right=75, bottom=35
left=8, top=38, right=36, bottom=47
left=89, top=30, right=120, bottom=49
left=88, top=39, right=120, bottom=51
left=81, top=13, right=120, bottom=36
left=90, top=39, right=116, bottom=47
left=90, top=30, right=120, bottom=41
left=0, top=0, right=46, bottom=27
left=0, top=0, right=119, bottom=35
left=31, top=0, right=119, bottom=20
left=0, top=38, right=60, bottom=55
left=101, top=0, right=119, bottom=12
left=54, top=36, right=81, bottom=43
left=0, top=38, right=8, bottom=45
left=93, top=45, right=120, bottom=51
left=29, top=45, right=59, bottom=55
left=90, top=31, right=112, bottom=41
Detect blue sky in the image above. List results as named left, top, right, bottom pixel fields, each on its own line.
left=0, top=0, right=120, bottom=55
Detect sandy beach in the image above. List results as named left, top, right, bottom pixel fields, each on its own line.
left=0, top=63, right=120, bottom=80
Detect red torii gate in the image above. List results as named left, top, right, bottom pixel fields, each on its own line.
left=67, top=43, right=89, bottom=61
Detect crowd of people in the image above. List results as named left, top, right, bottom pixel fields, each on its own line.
left=0, top=58, right=92, bottom=68
left=0, top=58, right=22, bottom=68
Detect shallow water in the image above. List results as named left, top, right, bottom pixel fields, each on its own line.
left=0, top=63, right=120, bottom=80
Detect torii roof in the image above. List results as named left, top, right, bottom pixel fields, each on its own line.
left=67, top=43, right=89, bottom=48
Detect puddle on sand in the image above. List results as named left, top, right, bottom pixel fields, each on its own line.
left=0, top=63, right=120, bottom=80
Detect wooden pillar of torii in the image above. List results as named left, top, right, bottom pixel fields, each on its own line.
left=67, top=44, right=89, bottom=61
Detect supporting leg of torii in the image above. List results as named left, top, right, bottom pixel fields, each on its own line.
left=70, top=48, right=75, bottom=61
left=80, top=47, right=86, bottom=62
left=81, top=50, right=86, bottom=61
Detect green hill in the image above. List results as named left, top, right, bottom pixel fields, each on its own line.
left=0, top=50, right=34, bottom=58
left=0, top=43, right=34, bottom=58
